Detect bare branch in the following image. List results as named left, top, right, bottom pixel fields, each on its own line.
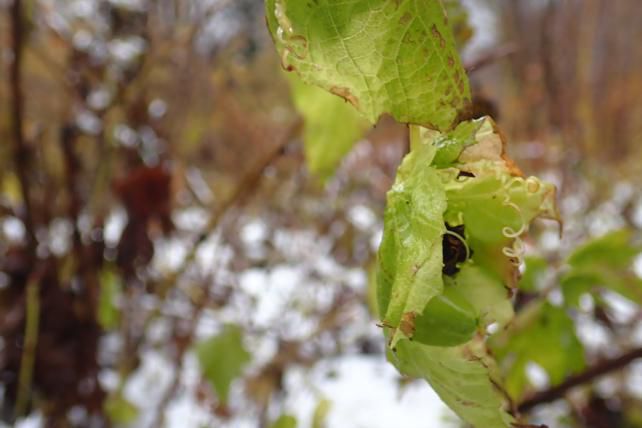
left=518, top=347, right=642, bottom=413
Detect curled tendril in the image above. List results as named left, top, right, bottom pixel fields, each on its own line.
left=443, top=228, right=470, bottom=260
left=499, top=176, right=528, bottom=266
left=502, top=237, right=525, bottom=266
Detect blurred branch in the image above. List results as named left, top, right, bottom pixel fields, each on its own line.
left=155, top=118, right=303, bottom=300
left=147, top=274, right=218, bottom=428
left=60, top=125, right=83, bottom=253
left=464, top=42, right=519, bottom=74
left=9, top=0, right=37, bottom=253
left=518, top=346, right=642, bottom=413
left=115, top=118, right=303, bottom=403
left=14, top=269, right=43, bottom=419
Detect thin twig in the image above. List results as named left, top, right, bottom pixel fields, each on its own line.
left=155, top=118, right=303, bottom=301
left=9, top=0, right=37, bottom=253
left=148, top=271, right=219, bottom=428
left=518, top=346, right=642, bottom=413
left=14, top=270, right=43, bottom=419
left=464, top=42, right=519, bottom=74
left=145, top=120, right=301, bottom=428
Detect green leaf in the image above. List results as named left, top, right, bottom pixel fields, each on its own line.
left=410, top=283, right=477, bottom=347
left=366, top=261, right=379, bottom=318
left=443, top=174, right=558, bottom=245
left=519, top=256, right=549, bottom=293
left=491, top=302, right=585, bottom=400
left=195, top=324, right=251, bottom=404
left=266, top=0, right=471, bottom=130
left=379, top=118, right=559, bottom=427
left=559, top=270, right=599, bottom=307
left=105, top=392, right=139, bottom=425
left=98, top=268, right=122, bottom=330
left=562, top=229, right=642, bottom=305
left=288, top=74, right=369, bottom=179
left=392, top=338, right=514, bottom=428
left=568, top=229, right=640, bottom=269
left=312, top=398, right=332, bottom=428
left=269, top=414, right=297, bottom=428
left=562, top=266, right=642, bottom=305
left=377, top=142, right=446, bottom=347
left=453, top=263, right=514, bottom=328
left=443, top=0, right=474, bottom=48
left=430, top=118, right=484, bottom=168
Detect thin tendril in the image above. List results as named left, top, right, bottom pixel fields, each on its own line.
left=500, top=177, right=528, bottom=265
left=443, top=229, right=470, bottom=260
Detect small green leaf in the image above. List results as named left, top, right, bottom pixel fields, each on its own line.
left=562, top=229, right=642, bottom=305
left=519, top=256, right=549, bottom=293
left=568, top=229, right=640, bottom=269
left=453, top=263, right=514, bottom=327
left=195, top=324, right=251, bottom=404
left=560, top=270, right=603, bottom=307
left=266, top=0, right=471, bottom=130
left=269, top=414, right=297, bottom=428
left=312, top=398, right=332, bottom=428
left=288, top=74, right=369, bottom=179
left=430, top=119, right=484, bottom=168
left=98, top=268, right=122, bottom=330
left=105, top=393, right=139, bottom=425
left=411, top=283, right=477, bottom=347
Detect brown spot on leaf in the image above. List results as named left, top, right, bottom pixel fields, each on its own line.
left=430, top=24, right=446, bottom=48
left=399, top=12, right=412, bottom=25
left=399, top=311, right=417, bottom=337
left=447, top=56, right=455, bottom=67
left=457, top=399, right=480, bottom=407
left=330, top=86, right=360, bottom=109
left=457, top=78, right=465, bottom=94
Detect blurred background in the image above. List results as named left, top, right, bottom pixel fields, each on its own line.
left=1, top=0, right=641, bottom=427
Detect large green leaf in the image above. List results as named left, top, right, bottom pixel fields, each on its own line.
left=288, top=74, right=369, bottom=179
left=195, top=324, right=251, bottom=404
left=393, top=338, right=514, bottom=428
left=266, top=0, right=471, bottom=130
left=377, top=141, right=446, bottom=347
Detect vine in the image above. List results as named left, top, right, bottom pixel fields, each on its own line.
left=266, top=1, right=559, bottom=427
